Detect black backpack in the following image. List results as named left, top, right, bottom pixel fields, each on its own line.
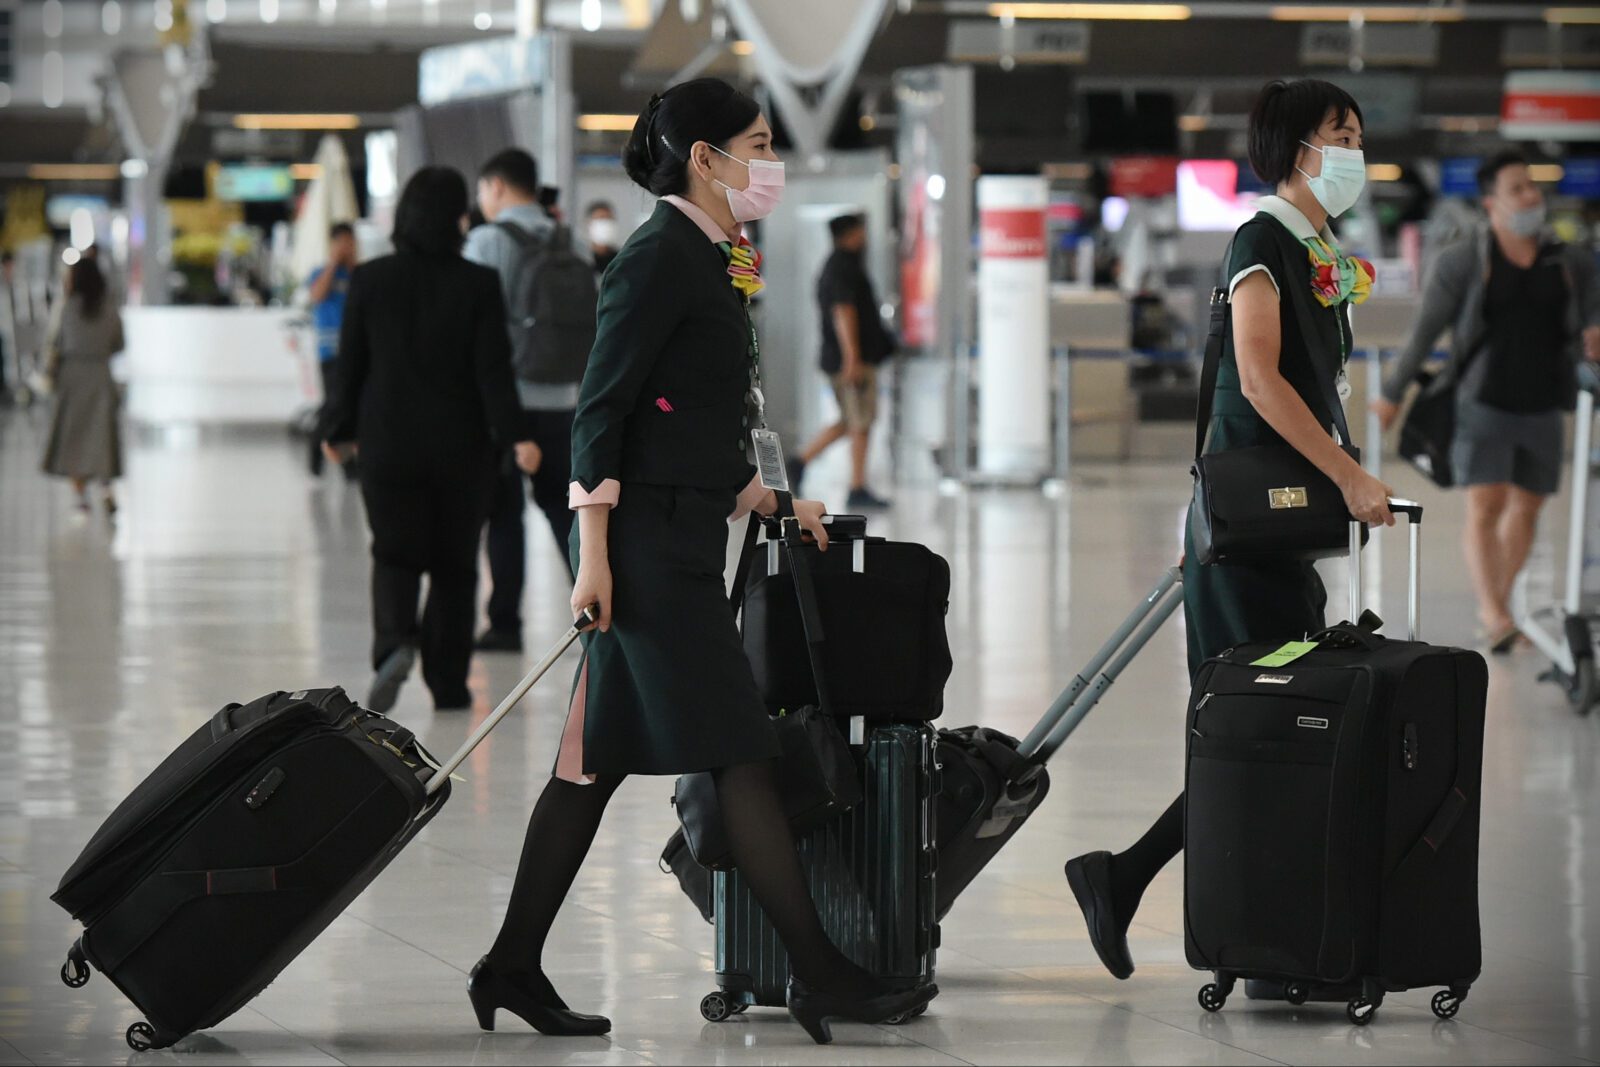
left=496, top=221, right=598, bottom=385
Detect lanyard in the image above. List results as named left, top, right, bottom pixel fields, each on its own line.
left=739, top=296, right=767, bottom=430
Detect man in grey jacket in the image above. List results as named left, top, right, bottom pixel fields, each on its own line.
left=1375, top=150, right=1600, bottom=651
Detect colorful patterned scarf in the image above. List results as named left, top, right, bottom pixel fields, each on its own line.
left=717, top=236, right=764, bottom=300
left=1303, top=235, right=1375, bottom=308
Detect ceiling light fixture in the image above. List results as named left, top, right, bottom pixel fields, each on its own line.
left=206, top=0, right=227, bottom=23
left=28, top=164, right=123, bottom=181
left=1178, top=114, right=1209, bottom=131
left=986, top=3, right=1191, bottom=19
left=154, top=0, right=174, bottom=32
left=290, top=163, right=324, bottom=180
left=1365, top=163, right=1403, bottom=182
left=580, top=0, right=602, bottom=31
left=577, top=113, right=640, bottom=132
left=1528, top=163, right=1565, bottom=182
left=260, top=0, right=279, bottom=23
left=731, top=39, right=754, bottom=55
left=1546, top=7, right=1600, bottom=23
left=102, top=1, right=123, bottom=35
left=1269, top=5, right=1465, bottom=21
left=233, top=113, right=361, bottom=130
left=42, top=0, right=65, bottom=38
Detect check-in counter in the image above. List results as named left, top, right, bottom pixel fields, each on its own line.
left=125, top=306, right=314, bottom=426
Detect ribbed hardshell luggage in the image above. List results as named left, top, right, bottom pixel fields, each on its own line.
left=698, top=508, right=937, bottom=1021
left=1184, top=505, right=1488, bottom=1025
left=54, top=618, right=593, bottom=1051
left=704, top=722, right=938, bottom=1021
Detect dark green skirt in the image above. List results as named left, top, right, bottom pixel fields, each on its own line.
left=559, top=484, right=780, bottom=779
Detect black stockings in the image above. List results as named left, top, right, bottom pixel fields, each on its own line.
left=487, top=760, right=873, bottom=1000
left=1109, top=792, right=1184, bottom=928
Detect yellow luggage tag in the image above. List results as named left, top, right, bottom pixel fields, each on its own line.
left=1250, top=641, right=1318, bottom=668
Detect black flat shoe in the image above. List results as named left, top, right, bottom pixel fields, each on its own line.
left=785, top=977, right=937, bottom=1045
left=1065, top=851, right=1135, bottom=980
left=466, top=957, right=610, bottom=1037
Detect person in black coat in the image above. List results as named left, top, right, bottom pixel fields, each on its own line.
left=464, top=79, right=936, bottom=1046
left=320, top=167, right=541, bottom=713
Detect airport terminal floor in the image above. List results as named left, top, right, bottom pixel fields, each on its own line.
left=1, top=409, right=1597, bottom=1067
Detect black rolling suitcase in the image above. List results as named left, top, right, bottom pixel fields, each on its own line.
left=933, top=569, right=1185, bottom=920
left=52, top=617, right=594, bottom=1051
left=697, top=508, right=937, bottom=1023
left=1184, top=503, right=1488, bottom=1025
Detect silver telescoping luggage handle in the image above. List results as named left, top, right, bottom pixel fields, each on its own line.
left=422, top=606, right=599, bottom=797
left=1348, top=498, right=1424, bottom=643
left=1016, top=567, right=1186, bottom=767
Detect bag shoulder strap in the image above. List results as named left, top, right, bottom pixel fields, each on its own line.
left=771, top=491, right=836, bottom=717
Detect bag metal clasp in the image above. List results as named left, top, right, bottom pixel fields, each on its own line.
left=1268, top=487, right=1308, bottom=510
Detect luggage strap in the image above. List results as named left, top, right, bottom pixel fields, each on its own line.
left=772, top=491, right=838, bottom=717
left=1392, top=680, right=1485, bottom=880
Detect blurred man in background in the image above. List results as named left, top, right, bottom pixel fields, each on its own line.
left=790, top=214, right=895, bottom=509
left=307, top=222, right=358, bottom=478
left=583, top=200, right=620, bottom=275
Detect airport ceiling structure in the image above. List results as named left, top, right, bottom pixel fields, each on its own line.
left=2, top=1, right=1596, bottom=178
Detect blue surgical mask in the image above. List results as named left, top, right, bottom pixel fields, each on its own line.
left=1298, top=140, right=1367, bottom=218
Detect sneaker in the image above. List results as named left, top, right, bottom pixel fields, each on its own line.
left=474, top=629, right=524, bottom=653
left=368, top=645, right=416, bottom=714
left=845, top=487, right=891, bottom=510
left=786, top=456, right=807, bottom=494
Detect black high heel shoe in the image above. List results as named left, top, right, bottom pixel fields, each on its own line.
left=466, top=957, right=611, bottom=1036
left=786, top=977, right=938, bottom=1045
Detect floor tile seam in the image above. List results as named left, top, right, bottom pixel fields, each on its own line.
left=0, top=1035, right=37, bottom=1067
left=1128, top=1010, right=1296, bottom=1067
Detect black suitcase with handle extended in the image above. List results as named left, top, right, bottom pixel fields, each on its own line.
left=54, top=617, right=593, bottom=1052
left=1184, top=504, right=1488, bottom=1025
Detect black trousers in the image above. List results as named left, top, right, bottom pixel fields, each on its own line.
left=483, top=408, right=577, bottom=634
left=361, top=457, right=497, bottom=707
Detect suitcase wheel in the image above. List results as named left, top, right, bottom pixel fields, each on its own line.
left=1197, top=983, right=1227, bottom=1013
left=699, top=992, right=733, bottom=1023
left=125, top=1022, right=157, bottom=1051
left=885, top=1003, right=929, bottom=1025
left=59, top=957, right=90, bottom=989
left=1284, top=982, right=1310, bottom=1006
left=1430, top=989, right=1464, bottom=1020
left=1346, top=997, right=1377, bottom=1026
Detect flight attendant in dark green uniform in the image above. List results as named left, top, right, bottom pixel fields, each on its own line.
left=466, top=78, right=936, bottom=1045
left=1064, top=79, right=1397, bottom=982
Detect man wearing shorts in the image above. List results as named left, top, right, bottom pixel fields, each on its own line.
left=1376, top=150, right=1600, bottom=651
left=790, top=214, right=895, bottom=509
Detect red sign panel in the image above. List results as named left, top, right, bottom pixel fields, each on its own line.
left=1109, top=156, right=1180, bottom=199
left=980, top=208, right=1046, bottom=259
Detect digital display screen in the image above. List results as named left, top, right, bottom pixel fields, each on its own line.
left=1177, top=160, right=1261, bottom=233
left=214, top=164, right=294, bottom=202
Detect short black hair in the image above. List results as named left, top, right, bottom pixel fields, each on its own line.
left=329, top=222, right=355, bottom=241
left=623, top=77, right=763, bottom=197
left=1477, top=149, right=1529, bottom=196
left=393, top=166, right=468, bottom=258
left=585, top=200, right=615, bottom=217
left=829, top=213, right=865, bottom=241
left=479, top=148, right=539, bottom=196
left=1247, top=79, right=1364, bottom=187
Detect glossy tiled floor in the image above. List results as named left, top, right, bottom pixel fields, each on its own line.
left=2, top=407, right=1597, bottom=1066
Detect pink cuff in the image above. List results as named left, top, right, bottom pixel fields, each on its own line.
left=728, top=473, right=772, bottom=522
left=569, top=479, right=621, bottom=509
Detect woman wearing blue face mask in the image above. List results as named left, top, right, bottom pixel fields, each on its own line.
left=1064, top=79, right=1394, bottom=986
left=466, top=77, right=935, bottom=1045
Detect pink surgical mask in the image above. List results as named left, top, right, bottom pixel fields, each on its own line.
left=709, top=144, right=785, bottom=223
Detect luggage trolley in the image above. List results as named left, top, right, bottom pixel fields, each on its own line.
left=1518, top=363, right=1600, bottom=715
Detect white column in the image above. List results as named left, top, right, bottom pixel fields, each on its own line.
left=976, top=175, right=1050, bottom=480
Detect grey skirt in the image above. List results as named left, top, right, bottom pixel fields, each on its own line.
left=42, top=360, right=123, bottom=482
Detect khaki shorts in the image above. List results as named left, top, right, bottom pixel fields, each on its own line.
left=830, top=365, right=879, bottom=433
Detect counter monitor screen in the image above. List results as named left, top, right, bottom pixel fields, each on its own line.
left=215, top=164, right=295, bottom=202
left=1177, top=160, right=1260, bottom=233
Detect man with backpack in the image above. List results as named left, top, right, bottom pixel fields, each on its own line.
left=466, top=148, right=597, bottom=652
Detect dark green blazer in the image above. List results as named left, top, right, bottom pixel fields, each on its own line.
left=570, top=200, right=757, bottom=494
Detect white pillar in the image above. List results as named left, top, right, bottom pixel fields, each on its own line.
left=976, top=175, right=1050, bottom=480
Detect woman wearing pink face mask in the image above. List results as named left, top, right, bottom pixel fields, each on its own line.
left=466, top=78, right=935, bottom=1045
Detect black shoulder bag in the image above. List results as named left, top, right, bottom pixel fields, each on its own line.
left=670, top=494, right=862, bottom=872
left=1189, top=241, right=1364, bottom=565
